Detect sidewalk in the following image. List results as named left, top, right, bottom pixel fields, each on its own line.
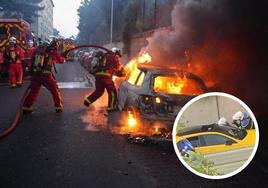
left=0, top=75, right=30, bottom=87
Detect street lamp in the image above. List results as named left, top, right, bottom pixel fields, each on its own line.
left=110, top=0, right=114, bottom=48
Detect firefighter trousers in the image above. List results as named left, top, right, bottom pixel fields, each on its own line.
left=9, top=63, right=23, bottom=86
left=86, top=76, right=117, bottom=111
left=23, top=74, right=63, bottom=110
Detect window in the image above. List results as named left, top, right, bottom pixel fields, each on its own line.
left=0, top=27, right=7, bottom=40
left=10, top=27, right=20, bottom=39
left=199, top=134, right=236, bottom=146
left=187, top=136, right=200, bottom=147
left=128, top=69, right=141, bottom=85
left=153, top=75, right=204, bottom=95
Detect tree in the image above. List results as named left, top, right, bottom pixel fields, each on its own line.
left=0, top=0, right=44, bottom=23
left=76, top=0, right=176, bottom=52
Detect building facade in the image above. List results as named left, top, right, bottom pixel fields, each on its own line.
left=31, top=0, right=54, bottom=41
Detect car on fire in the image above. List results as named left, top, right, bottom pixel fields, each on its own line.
left=176, top=124, right=256, bottom=154
left=117, top=63, right=208, bottom=135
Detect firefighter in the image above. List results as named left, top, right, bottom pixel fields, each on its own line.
left=4, top=37, right=25, bottom=88
left=0, top=50, right=5, bottom=78
left=22, top=39, right=65, bottom=114
left=84, top=47, right=125, bottom=113
left=25, top=40, right=35, bottom=69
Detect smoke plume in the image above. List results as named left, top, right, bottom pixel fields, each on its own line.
left=146, top=0, right=268, bottom=116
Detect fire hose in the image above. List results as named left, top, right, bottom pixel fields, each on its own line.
left=0, top=44, right=111, bottom=139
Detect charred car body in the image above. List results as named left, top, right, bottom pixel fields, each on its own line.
left=117, top=64, right=208, bottom=135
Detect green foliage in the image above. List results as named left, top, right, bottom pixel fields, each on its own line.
left=0, top=0, right=44, bottom=23
left=176, top=121, right=186, bottom=132
left=183, top=151, right=222, bottom=176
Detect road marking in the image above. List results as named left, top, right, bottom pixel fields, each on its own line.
left=0, top=81, right=92, bottom=89
left=73, top=77, right=85, bottom=82
left=56, top=82, right=92, bottom=89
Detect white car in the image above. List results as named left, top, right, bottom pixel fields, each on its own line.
left=117, top=64, right=208, bottom=132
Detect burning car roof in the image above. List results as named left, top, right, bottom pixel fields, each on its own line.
left=137, top=64, right=208, bottom=93
left=137, top=64, right=183, bottom=74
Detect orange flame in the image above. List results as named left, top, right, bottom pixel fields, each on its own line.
left=125, top=52, right=151, bottom=84
left=127, top=110, right=137, bottom=127
left=124, top=51, right=203, bottom=95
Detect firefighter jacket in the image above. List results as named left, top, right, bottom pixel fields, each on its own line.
left=26, top=47, right=35, bottom=61
left=30, top=46, right=65, bottom=75
left=95, top=52, right=125, bottom=77
left=4, top=45, right=25, bottom=65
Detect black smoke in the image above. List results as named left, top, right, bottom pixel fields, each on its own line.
left=147, top=0, right=268, bottom=116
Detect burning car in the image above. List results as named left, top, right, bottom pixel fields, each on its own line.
left=117, top=57, right=208, bottom=137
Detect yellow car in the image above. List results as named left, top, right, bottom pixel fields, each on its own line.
left=176, top=124, right=256, bottom=154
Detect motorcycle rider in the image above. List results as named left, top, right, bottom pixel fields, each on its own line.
left=232, top=111, right=253, bottom=129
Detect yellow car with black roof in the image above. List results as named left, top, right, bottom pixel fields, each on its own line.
left=176, top=124, right=256, bottom=154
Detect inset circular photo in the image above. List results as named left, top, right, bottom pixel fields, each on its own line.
left=172, top=92, right=259, bottom=179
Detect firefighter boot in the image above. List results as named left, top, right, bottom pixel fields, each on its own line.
left=22, top=107, right=33, bottom=115
left=16, top=82, right=22, bottom=87
left=55, top=106, right=63, bottom=113
left=84, top=98, right=91, bottom=108
left=10, top=84, right=17, bottom=89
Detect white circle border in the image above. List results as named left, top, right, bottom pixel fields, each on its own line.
left=172, top=92, right=260, bottom=179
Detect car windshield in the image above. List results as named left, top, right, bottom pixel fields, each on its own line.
left=11, top=27, right=20, bottom=39
left=230, top=129, right=248, bottom=140
left=153, top=75, right=204, bottom=95
left=0, top=26, right=7, bottom=40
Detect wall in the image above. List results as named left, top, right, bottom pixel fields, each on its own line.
left=31, top=0, right=54, bottom=40
left=103, top=27, right=173, bottom=64
left=179, top=96, right=246, bottom=127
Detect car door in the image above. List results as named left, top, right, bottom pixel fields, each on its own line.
left=117, top=70, right=146, bottom=110
left=194, top=133, right=238, bottom=154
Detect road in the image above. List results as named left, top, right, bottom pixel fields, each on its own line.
left=204, top=147, right=254, bottom=175
left=0, top=61, right=267, bottom=188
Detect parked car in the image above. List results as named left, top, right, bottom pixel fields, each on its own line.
left=176, top=124, right=256, bottom=154
left=117, top=64, right=208, bottom=133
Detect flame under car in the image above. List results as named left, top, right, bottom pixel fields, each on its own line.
left=117, top=64, right=208, bottom=134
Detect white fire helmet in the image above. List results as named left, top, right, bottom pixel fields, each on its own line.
left=9, top=37, right=17, bottom=44
left=218, top=117, right=229, bottom=127
left=111, top=47, right=122, bottom=57
left=28, top=40, right=34, bottom=47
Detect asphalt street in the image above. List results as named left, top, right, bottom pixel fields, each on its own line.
left=0, top=61, right=267, bottom=188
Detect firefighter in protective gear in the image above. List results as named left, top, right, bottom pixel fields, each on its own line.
left=25, top=40, right=35, bottom=68
left=84, top=47, right=125, bottom=112
left=22, top=39, right=65, bottom=114
left=4, top=37, right=25, bottom=88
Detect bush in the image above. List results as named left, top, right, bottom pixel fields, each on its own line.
left=182, top=151, right=222, bottom=176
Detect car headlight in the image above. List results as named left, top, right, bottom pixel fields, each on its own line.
left=155, top=97, right=161, bottom=104
left=138, top=95, right=154, bottom=113
left=138, top=95, right=174, bottom=114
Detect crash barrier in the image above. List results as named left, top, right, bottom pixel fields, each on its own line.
left=0, top=44, right=110, bottom=139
